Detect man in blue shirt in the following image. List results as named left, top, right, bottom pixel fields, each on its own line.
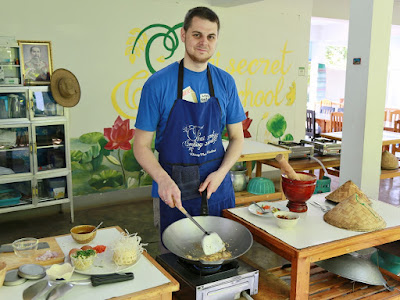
left=134, top=7, right=245, bottom=235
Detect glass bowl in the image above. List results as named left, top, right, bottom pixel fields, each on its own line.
left=12, top=238, right=39, bottom=258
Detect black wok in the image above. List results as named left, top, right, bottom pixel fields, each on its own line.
left=162, top=216, right=253, bottom=266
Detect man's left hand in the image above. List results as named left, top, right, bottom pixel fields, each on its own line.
left=198, top=170, right=226, bottom=199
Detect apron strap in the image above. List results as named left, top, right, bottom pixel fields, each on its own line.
left=177, top=59, right=215, bottom=99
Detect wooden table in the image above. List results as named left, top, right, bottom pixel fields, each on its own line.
left=259, top=155, right=340, bottom=179
left=223, top=140, right=291, bottom=205
left=321, top=130, right=400, bottom=146
left=0, top=226, right=179, bottom=300
left=321, top=131, right=400, bottom=179
left=223, top=194, right=400, bottom=300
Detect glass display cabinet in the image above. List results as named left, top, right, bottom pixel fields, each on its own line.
left=0, top=86, right=74, bottom=221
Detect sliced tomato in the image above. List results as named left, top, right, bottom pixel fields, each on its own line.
left=93, top=245, right=107, bottom=253
left=262, top=205, right=271, bottom=210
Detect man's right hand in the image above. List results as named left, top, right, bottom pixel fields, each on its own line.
left=158, top=175, right=182, bottom=209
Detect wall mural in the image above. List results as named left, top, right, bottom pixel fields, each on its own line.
left=71, top=22, right=296, bottom=196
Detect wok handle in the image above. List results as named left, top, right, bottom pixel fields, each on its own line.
left=178, top=206, right=209, bottom=235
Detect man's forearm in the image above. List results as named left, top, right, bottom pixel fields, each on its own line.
left=218, top=137, right=244, bottom=176
left=133, top=145, right=170, bottom=185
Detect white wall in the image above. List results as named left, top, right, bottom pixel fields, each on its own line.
left=1, top=0, right=313, bottom=144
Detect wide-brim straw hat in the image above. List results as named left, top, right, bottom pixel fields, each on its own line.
left=50, top=68, right=81, bottom=107
left=323, top=194, right=386, bottom=232
left=381, top=150, right=399, bottom=170
left=325, top=180, right=371, bottom=204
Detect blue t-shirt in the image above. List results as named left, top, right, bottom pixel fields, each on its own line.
left=135, top=61, right=245, bottom=149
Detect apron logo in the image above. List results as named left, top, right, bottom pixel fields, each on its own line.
left=182, top=125, right=219, bottom=156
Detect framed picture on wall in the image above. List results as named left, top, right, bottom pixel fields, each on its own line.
left=18, top=40, right=53, bottom=85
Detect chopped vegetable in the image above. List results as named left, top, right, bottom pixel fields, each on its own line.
left=72, top=249, right=96, bottom=259
left=93, top=245, right=107, bottom=253
left=262, top=205, right=271, bottom=210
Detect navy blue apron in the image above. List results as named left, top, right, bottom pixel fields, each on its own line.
left=157, top=60, right=235, bottom=234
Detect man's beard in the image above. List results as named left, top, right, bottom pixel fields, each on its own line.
left=186, top=49, right=212, bottom=64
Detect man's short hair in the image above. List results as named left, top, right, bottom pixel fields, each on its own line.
left=30, top=46, right=41, bottom=53
left=183, top=7, right=220, bottom=32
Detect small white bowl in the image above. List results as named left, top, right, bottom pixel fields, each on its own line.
left=46, top=263, right=74, bottom=281
left=273, top=211, right=299, bottom=229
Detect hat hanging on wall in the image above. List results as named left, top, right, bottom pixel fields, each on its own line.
left=50, top=68, right=81, bottom=107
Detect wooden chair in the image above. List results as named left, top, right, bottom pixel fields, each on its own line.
left=389, top=109, right=400, bottom=123
left=320, top=99, right=332, bottom=107
left=391, top=119, right=400, bottom=156
left=305, top=109, right=320, bottom=139
left=330, top=112, right=343, bottom=132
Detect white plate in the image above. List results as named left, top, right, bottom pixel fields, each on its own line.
left=248, top=202, right=288, bottom=217
left=69, top=248, right=141, bottom=275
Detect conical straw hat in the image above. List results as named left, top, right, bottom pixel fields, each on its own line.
left=381, top=151, right=399, bottom=170
left=325, top=180, right=371, bottom=204
left=323, top=194, right=386, bottom=232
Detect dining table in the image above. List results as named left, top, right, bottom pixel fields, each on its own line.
left=0, top=226, right=179, bottom=300
left=321, top=130, right=400, bottom=146
left=223, top=193, right=400, bottom=300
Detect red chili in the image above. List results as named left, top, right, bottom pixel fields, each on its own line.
left=93, top=245, right=107, bottom=253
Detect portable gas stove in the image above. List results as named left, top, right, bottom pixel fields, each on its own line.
left=156, top=253, right=259, bottom=299
left=301, top=138, right=341, bottom=155
left=269, top=141, right=314, bottom=158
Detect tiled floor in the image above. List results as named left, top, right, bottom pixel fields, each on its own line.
left=1, top=173, right=399, bottom=271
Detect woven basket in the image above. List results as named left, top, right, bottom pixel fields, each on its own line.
left=381, top=151, right=399, bottom=170
left=325, top=180, right=371, bottom=204
left=323, top=194, right=386, bottom=232
left=0, top=261, right=6, bottom=287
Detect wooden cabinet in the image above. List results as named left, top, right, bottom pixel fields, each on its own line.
left=0, top=86, right=74, bottom=221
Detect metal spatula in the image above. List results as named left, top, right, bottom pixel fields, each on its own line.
left=178, top=206, right=225, bottom=255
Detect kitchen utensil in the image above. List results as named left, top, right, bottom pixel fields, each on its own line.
left=251, top=201, right=268, bottom=214
left=247, top=177, right=275, bottom=195
left=0, top=241, right=50, bottom=253
left=230, top=169, right=248, bottom=192
left=281, top=172, right=317, bottom=213
left=162, top=215, right=253, bottom=266
left=23, top=280, right=55, bottom=300
left=310, top=201, right=330, bottom=212
left=46, top=282, right=74, bottom=300
left=90, top=221, right=103, bottom=233
left=0, top=96, right=9, bottom=119
left=70, top=225, right=97, bottom=244
left=275, top=154, right=300, bottom=180
left=18, top=263, right=46, bottom=279
left=316, top=254, right=392, bottom=290
left=3, top=269, right=27, bottom=286
left=12, top=237, right=38, bottom=258
left=177, top=206, right=225, bottom=256
left=8, top=94, right=21, bottom=118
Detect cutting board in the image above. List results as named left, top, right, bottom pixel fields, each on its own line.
left=0, top=237, right=65, bottom=271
